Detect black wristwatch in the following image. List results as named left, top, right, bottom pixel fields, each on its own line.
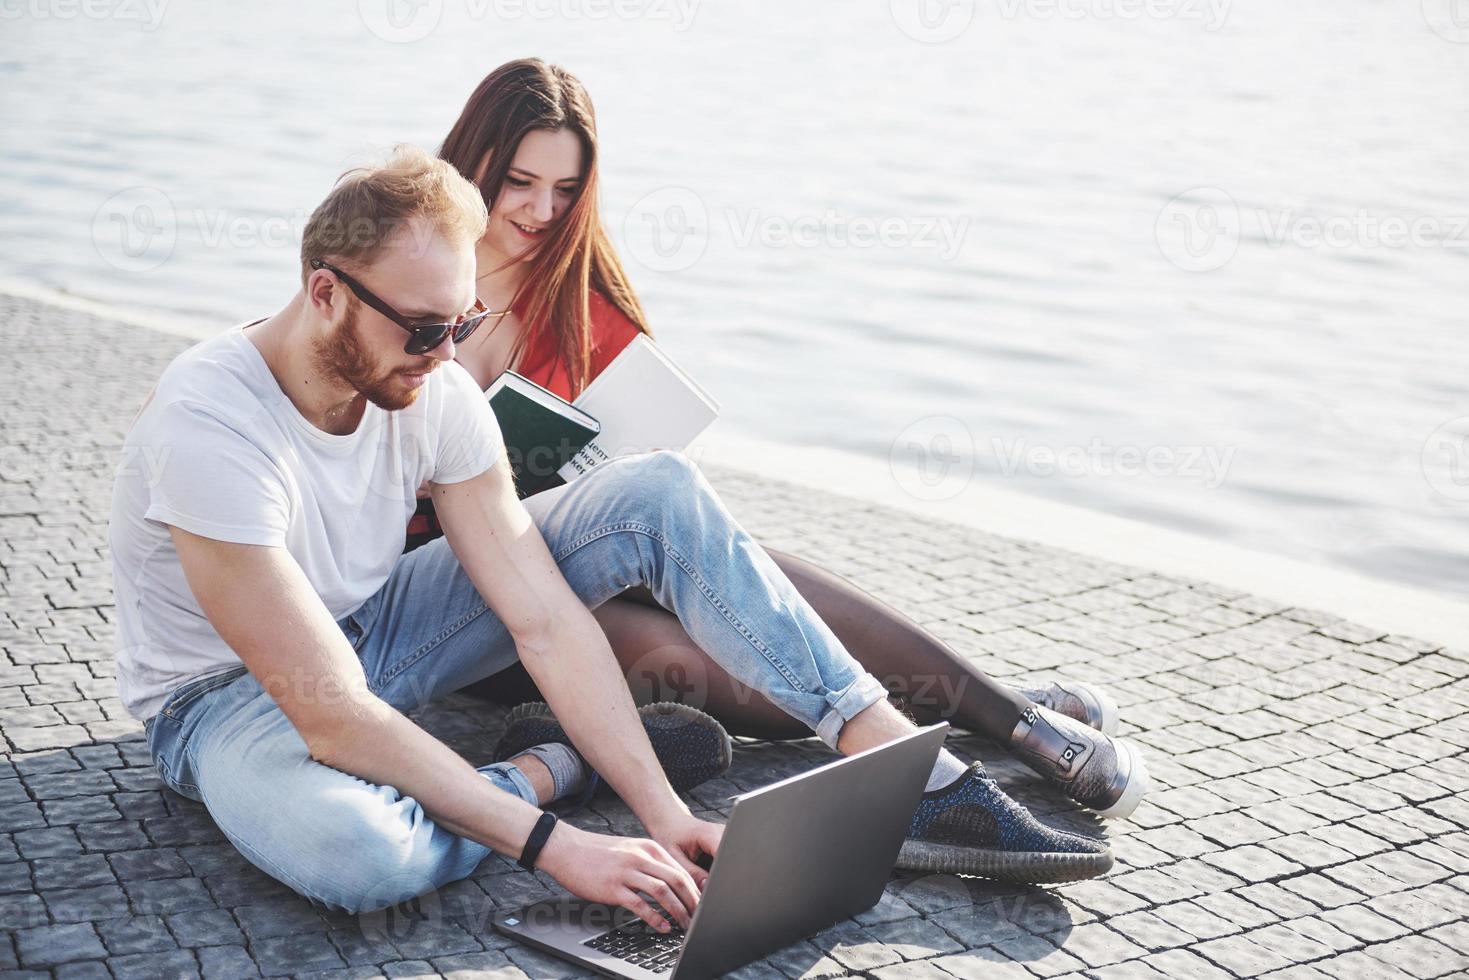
left=518, top=811, right=558, bottom=871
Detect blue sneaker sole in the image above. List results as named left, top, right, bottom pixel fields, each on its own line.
left=493, top=700, right=733, bottom=796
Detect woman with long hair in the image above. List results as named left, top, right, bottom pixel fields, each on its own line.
left=412, top=58, right=1148, bottom=826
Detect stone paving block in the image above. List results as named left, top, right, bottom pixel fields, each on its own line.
left=1281, top=916, right=1361, bottom=956
left=809, top=922, right=903, bottom=971
left=1105, top=909, right=1195, bottom=952
left=1143, top=947, right=1238, bottom=979
left=389, top=918, right=483, bottom=961
left=164, top=907, right=246, bottom=949
left=1194, top=931, right=1297, bottom=975
left=1314, top=949, right=1419, bottom=979
left=233, top=900, right=328, bottom=941
left=867, top=961, right=953, bottom=980
left=1278, top=873, right=1366, bottom=911
left=1040, top=922, right=1147, bottom=968
left=930, top=947, right=1038, bottom=979
left=753, top=938, right=847, bottom=979
left=197, top=943, right=262, bottom=978
left=863, top=915, right=964, bottom=959
left=52, top=961, right=113, bottom=980
left=109, top=947, right=201, bottom=979
left=1236, top=882, right=1322, bottom=920
left=124, top=875, right=218, bottom=916
left=96, top=912, right=178, bottom=955
left=432, top=949, right=521, bottom=978
left=252, top=931, right=349, bottom=977
left=1359, top=934, right=1468, bottom=978
left=31, top=853, right=114, bottom=892
left=107, top=845, right=192, bottom=881
left=14, top=921, right=108, bottom=968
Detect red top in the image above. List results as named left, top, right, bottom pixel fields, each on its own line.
left=404, top=291, right=643, bottom=549
left=512, top=290, right=643, bottom=401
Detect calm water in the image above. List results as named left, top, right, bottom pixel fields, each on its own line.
left=3, top=1, right=1467, bottom=597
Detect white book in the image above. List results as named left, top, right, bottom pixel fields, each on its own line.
left=557, top=334, right=721, bottom=482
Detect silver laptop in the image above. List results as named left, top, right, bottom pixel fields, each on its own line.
left=493, top=723, right=950, bottom=979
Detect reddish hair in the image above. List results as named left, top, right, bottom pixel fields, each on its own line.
left=439, top=58, right=649, bottom=396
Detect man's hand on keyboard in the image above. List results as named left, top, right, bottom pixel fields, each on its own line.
left=536, top=823, right=701, bottom=932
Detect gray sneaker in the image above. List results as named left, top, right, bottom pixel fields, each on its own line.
left=1014, top=680, right=1119, bottom=735
left=1010, top=705, right=1149, bottom=819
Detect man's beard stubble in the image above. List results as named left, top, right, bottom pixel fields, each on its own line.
left=311, top=301, right=425, bottom=413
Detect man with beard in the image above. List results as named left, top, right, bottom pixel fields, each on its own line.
left=109, top=146, right=1111, bottom=928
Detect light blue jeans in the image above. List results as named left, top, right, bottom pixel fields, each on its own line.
left=141, top=451, right=888, bottom=914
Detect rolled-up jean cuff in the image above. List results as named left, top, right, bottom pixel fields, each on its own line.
left=479, top=761, right=540, bottom=807
left=814, top=672, right=890, bottom=750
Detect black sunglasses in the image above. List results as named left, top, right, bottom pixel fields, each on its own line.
left=310, top=258, right=494, bottom=355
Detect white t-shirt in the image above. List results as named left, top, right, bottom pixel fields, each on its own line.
left=109, top=322, right=504, bottom=722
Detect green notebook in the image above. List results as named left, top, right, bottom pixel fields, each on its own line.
left=484, top=371, right=601, bottom=498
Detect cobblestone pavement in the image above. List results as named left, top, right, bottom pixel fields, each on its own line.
left=2, top=292, right=1467, bottom=979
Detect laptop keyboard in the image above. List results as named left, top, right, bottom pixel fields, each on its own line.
left=584, top=904, right=686, bottom=973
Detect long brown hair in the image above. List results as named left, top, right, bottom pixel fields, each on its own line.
left=439, top=59, right=650, bottom=397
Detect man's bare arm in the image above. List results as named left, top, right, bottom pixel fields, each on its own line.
left=167, top=525, right=545, bottom=859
